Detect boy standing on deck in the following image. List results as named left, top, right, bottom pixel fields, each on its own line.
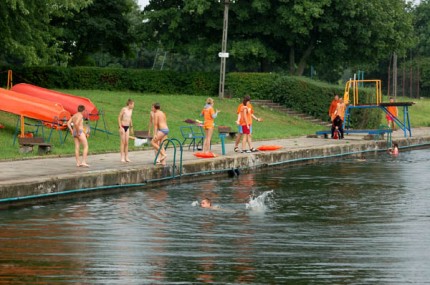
left=151, top=103, right=169, bottom=165
left=118, top=99, right=134, bottom=163
left=67, top=105, right=89, bottom=167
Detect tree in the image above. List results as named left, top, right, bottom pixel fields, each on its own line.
left=414, top=0, right=430, bottom=56
left=55, top=0, right=138, bottom=66
left=141, top=0, right=414, bottom=76
left=0, top=0, right=92, bottom=66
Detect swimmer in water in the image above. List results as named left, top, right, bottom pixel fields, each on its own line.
left=200, top=198, right=224, bottom=210
left=200, top=198, right=213, bottom=208
left=388, top=143, right=399, bottom=156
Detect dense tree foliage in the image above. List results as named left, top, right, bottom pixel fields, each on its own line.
left=414, top=0, right=430, bottom=57
left=0, top=0, right=139, bottom=67
left=56, top=0, right=138, bottom=66
left=142, top=0, right=415, bottom=77
left=0, top=0, right=92, bottom=65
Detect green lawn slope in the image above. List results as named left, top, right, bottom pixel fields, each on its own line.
left=0, top=90, right=323, bottom=160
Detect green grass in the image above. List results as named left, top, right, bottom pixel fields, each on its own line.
left=0, top=90, right=322, bottom=160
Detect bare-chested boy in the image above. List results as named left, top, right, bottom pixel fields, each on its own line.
left=67, top=105, right=89, bottom=167
left=118, top=99, right=134, bottom=163
left=151, top=103, right=169, bottom=165
left=148, top=104, right=159, bottom=163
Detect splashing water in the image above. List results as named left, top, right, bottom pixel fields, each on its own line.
left=246, top=190, right=274, bottom=212
left=191, top=200, right=199, bottom=207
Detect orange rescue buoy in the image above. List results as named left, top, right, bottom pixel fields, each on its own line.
left=257, top=145, right=283, bottom=151
left=194, top=152, right=217, bottom=158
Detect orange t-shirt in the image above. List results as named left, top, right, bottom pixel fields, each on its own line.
left=387, top=106, right=398, bottom=117
left=335, top=102, right=346, bottom=120
left=329, top=99, right=339, bottom=116
left=239, top=105, right=249, bottom=126
left=237, top=103, right=253, bottom=124
left=201, top=106, right=215, bottom=129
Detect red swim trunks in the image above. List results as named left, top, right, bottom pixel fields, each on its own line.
left=241, top=125, right=250, bottom=134
left=385, top=114, right=394, bottom=121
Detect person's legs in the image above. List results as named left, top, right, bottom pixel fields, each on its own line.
left=247, top=136, right=253, bottom=150
left=241, top=133, right=247, bottom=152
left=203, top=128, right=213, bottom=153
left=119, top=128, right=126, bottom=162
left=234, top=125, right=243, bottom=150
left=247, top=125, right=255, bottom=150
left=124, top=130, right=130, bottom=162
left=152, top=131, right=167, bottom=164
left=79, top=133, right=89, bottom=167
left=73, top=137, right=80, bottom=166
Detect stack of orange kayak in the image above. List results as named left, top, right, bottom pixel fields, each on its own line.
left=0, top=88, right=70, bottom=125
left=11, top=83, right=99, bottom=121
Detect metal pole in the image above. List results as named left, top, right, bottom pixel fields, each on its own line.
left=219, top=1, right=230, bottom=99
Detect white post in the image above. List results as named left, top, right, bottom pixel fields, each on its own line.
left=218, top=0, right=232, bottom=99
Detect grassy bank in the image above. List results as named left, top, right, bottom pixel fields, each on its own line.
left=0, top=90, right=322, bottom=160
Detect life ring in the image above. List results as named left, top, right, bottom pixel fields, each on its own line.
left=257, top=145, right=283, bottom=151
left=194, top=152, right=217, bottom=158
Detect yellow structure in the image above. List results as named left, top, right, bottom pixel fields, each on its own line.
left=344, top=79, right=382, bottom=106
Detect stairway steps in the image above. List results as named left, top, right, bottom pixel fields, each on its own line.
left=252, top=99, right=329, bottom=127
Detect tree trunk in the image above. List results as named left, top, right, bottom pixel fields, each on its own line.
left=289, top=48, right=295, bottom=75
left=295, top=44, right=314, bottom=76
left=260, top=58, right=270, bottom=72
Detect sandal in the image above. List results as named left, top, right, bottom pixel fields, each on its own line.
left=234, top=146, right=240, bottom=152
left=245, top=149, right=252, bottom=153
left=250, top=148, right=258, bottom=152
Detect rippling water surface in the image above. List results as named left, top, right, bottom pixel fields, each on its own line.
left=1, top=150, right=430, bottom=284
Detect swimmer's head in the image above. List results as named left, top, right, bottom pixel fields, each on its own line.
left=200, top=198, right=212, bottom=208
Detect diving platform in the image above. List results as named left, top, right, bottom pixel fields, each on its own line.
left=344, top=102, right=414, bottom=137
left=317, top=79, right=415, bottom=144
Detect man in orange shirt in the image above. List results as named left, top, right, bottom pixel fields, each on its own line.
left=328, top=94, right=339, bottom=121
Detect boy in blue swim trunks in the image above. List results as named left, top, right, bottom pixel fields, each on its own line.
left=67, top=105, right=89, bottom=167
left=151, top=103, right=169, bottom=165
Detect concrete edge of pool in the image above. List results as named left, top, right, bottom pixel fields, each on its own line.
left=1, top=128, right=429, bottom=208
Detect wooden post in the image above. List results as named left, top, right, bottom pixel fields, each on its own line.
left=20, top=115, right=25, bottom=138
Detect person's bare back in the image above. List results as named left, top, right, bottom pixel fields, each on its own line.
left=151, top=103, right=169, bottom=165
left=154, top=110, right=167, bottom=131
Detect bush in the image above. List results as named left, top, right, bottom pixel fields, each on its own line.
left=225, top=72, right=280, bottom=99
left=3, top=66, right=218, bottom=96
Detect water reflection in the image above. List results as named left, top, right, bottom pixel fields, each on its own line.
left=0, top=150, right=430, bottom=283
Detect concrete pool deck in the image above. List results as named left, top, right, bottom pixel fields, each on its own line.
left=1, top=127, right=429, bottom=207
